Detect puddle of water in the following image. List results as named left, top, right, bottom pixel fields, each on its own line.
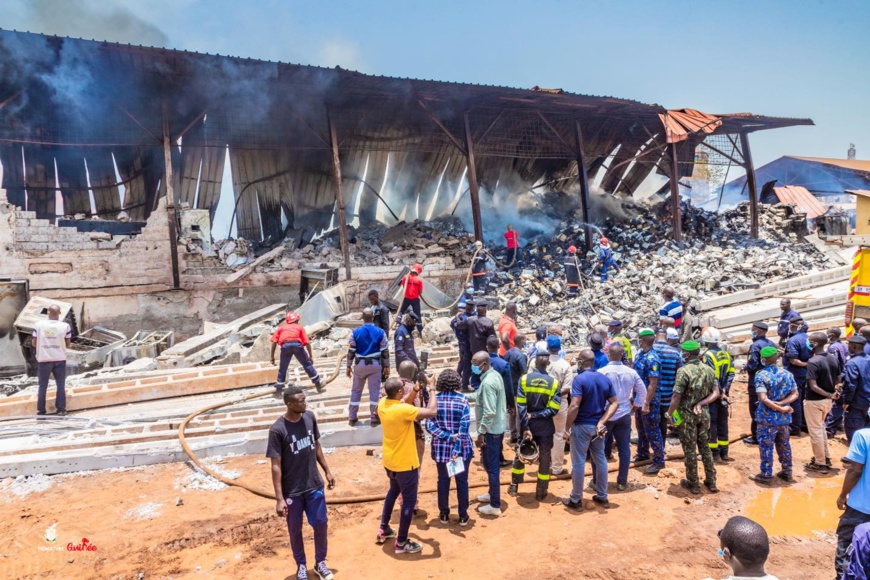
left=744, top=479, right=841, bottom=537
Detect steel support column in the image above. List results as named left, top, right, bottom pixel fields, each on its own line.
left=162, top=113, right=181, bottom=290
left=574, top=121, right=593, bottom=252
left=462, top=111, right=484, bottom=241
left=740, top=132, right=760, bottom=239
left=328, top=112, right=353, bottom=281
left=668, top=141, right=682, bottom=243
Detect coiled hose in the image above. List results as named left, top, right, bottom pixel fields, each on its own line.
left=178, top=387, right=748, bottom=504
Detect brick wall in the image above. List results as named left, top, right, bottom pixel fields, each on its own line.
left=0, top=197, right=174, bottom=292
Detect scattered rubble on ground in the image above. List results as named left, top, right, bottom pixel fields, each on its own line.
left=480, top=200, right=834, bottom=339
left=124, top=502, right=163, bottom=521
left=1, top=474, right=53, bottom=500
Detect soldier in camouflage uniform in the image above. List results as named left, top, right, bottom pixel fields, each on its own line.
left=666, top=340, right=721, bottom=495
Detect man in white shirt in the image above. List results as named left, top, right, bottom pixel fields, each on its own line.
left=32, top=305, right=72, bottom=417
left=546, top=336, right=573, bottom=475
left=597, top=343, right=646, bottom=490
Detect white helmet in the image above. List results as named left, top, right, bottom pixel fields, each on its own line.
left=701, top=326, right=722, bottom=345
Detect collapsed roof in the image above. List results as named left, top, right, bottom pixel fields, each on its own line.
left=0, top=29, right=813, bottom=242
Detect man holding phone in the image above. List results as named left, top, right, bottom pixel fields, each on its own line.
left=267, top=385, right=336, bottom=580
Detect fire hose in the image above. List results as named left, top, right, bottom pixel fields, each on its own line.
left=178, top=386, right=749, bottom=504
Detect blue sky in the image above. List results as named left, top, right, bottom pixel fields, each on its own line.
left=3, top=0, right=867, bottom=167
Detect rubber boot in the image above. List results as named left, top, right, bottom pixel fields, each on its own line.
left=535, top=478, right=549, bottom=501
left=710, top=447, right=721, bottom=463
left=718, top=444, right=735, bottom=463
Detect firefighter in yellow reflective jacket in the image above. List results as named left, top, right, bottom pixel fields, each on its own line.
left=701, top=327, right=736, bottom=463
left=508, top=351, right=562, bottom=500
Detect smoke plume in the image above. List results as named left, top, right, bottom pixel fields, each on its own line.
left=21, top=0, right=169, bottom=47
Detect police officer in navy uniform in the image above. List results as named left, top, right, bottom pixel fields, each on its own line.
left=743, top=321, right=776, bottom=445
left=394, top=312, right=420, bottom=373
left=451, top=300, right=475, bottom=392
left=347, top=308, right=390, bottom=427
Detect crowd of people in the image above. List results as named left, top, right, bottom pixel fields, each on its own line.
left=259, top=252, right=870, bottom=579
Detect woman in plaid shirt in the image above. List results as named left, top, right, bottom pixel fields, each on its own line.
left=425, top=370, right=474, bottom=526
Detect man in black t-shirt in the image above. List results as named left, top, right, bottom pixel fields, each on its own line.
left=267, top=385, right=336, bottom=580
left=804, top=332, right=840, bottom=475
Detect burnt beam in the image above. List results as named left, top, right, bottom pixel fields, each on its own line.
left=328, top=110, right=353, bottom=280
left=574, top=120, right=593, bottom=252
left=463, top=111, right=484, bottom=241
left=669, top=141, right=682, bottom=243
left=740, top=132, right=760, bottom=239
left=162, top=111, right=181, bottom=289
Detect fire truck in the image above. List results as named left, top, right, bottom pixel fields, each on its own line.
left=846, top=247, right=870, bottom=336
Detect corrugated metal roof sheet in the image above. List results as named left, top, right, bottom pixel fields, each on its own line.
left=789, top=157, right=870, bottom=175
left=846, top=189, right=870, bottom=199
left=772, top=185, right=827, bottom=218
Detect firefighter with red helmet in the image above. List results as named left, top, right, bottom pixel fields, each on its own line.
left=399, top=263, right=424, bottom=334
left=564, top=245, right=580, bottom=297
left=270, top=311, right=324, bottom=395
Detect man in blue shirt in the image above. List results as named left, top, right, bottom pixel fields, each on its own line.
left=501, top=333, right=528, bottom=444
left=652, top=329, right=683, bottom=450
left=589, top=333, right=609, bottom=371
left=598, top=237, right=619, bottom=283
left=563, top=350, right=618, bottom=511
left=486, top=335, right=514, bottom=467
left=394, top=312, right=420, bottom=372
left=844, top=335, right=870, bottom=442
left=634, top=328, right=665, bottom=472
left=749, top=347, right=798, bottom=485
left=777, top=299, right=802, bottom=347
left=836, top=425, right=870, bottom=578
left=744, top=321, right=777, bottom=445
left=784, top=317, right=812, bottom=436
left=347, top=308, right=390, bottom=426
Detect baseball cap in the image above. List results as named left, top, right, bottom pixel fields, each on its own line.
left=547, top=336, right=562, bottom=351
left=666, top=328, right=680, bottom=340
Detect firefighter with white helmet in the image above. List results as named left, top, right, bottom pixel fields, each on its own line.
left=701, top=326, right=735, bottom=463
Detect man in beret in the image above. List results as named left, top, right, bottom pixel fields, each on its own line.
left=743, top=322, right=777, bottom=445
left=666, top=340, right=719, bottom=495
left=633, top=328, right=665, bottom=472
left=844, top=335, right=870, bottom=442
left=749, top=346, right=798, bottom=485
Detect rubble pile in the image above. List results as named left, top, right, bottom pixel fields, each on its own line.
left=482, top=200, right=834, bottom=338
left=250, top=216, right=475, bottom=273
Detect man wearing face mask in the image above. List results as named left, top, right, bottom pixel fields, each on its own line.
left=743, top=322, right=776, bottom=446
left=784, top=317, right=812, bottom=436
left=749, top=347, right=798, bottom=485
left=467, top=351, right=507, bottom=517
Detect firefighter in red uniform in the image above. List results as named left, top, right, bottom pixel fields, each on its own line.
left=399, top=264, right=424, bottom=333
left=270, top=311, right=324, bottom=394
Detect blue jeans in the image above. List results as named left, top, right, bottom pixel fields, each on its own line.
left=285, top=487, right=328, bottom=567
left=277, top=342, right=320, bottom=384
left=570, top=424, right=607, bottom=502
left=435, top=460, right=469, bottom=520
left=606, top=413, right=632, bottom=486
left=37, top=361, right=67, bottom=414
left=481, top=433, right=504, bottom=508
left=380, top=468, right=419, bottom=544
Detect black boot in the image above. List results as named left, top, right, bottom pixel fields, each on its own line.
left=719, top=445, right=735, bottom=463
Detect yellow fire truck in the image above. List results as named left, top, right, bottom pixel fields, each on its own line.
left=847, top=247, right=870, bottom=336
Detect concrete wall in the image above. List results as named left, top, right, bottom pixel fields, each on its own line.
left=0, top=191, right=466, bottom=340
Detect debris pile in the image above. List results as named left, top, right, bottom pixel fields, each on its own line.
left=482, top=200, right=834, bottom=337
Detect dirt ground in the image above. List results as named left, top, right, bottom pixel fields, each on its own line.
left=1, top=379, right=846, bottom=580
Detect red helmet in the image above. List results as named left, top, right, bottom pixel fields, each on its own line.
left=599, top=236, right=610, bottom=246
left=285, top=311, right=301, bottom=324
left=411, top=263, right=423, bottom=274
left=567, top=245, right=577, bottom=254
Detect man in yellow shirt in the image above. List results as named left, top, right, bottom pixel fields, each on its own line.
left=376, top=377, right=437, bottom=554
